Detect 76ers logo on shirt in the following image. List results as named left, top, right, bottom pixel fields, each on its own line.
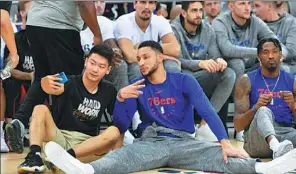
left=148, top=91, right=176, bottom=119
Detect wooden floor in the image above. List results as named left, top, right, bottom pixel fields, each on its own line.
left=0, top=140, right=249, bottom=174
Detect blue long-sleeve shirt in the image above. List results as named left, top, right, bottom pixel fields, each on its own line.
left=113, top=72, right=228, bottom=141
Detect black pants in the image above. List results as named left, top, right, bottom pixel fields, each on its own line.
left=3, top=78, right=31, bottom=119
left=14, top=26, right=84, bottom=126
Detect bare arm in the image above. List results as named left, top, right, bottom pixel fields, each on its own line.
left=76, top=1, right=102, bottom=44
left=11, top=69, right=33, bottom=81
left=233, top=74, right=255, bottom=132
left=118, top=39, right=138, bottom=63
left=0, top=9, right=18, bottom=68
left=161, top=33, right=180, bottom=58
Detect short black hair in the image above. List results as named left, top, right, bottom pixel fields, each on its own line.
left=87, top=44, right=114, bottom=65
left=138, top=41, right=163, bottom=54
left=257, top=38, right=282, bottom=55
left=182, top=1, right=203, bottom=11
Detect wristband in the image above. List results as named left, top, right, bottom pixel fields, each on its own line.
left=252, top=105, right=257, bottom=112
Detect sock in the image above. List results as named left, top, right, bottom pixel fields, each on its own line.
left=1, top=121, right=4, bottom=130
left=269, top=135, right=280, bottom=152
left=67, top=148, right=76, bottom=158
left=255, top=162, right=266, bottom=174
left=30, top=145, right=42, bottom=156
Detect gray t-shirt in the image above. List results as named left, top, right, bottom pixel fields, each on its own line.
left=27, top=1, right=83, bottom=31
left=171, top=15, right=221, bottom=71
left=212, top=12, right=288, bottom=60
left=266, top=13, right=296, bottom=62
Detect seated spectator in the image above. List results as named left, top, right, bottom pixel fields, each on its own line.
left=114, top=1, right=181, bottom=82
left=155, top=3, right=168, bottom=18
left=234, top=38, right=296, bottom=158
left=204, top=0, right=221, bottom=24
left=253, top=1, right=296, bottom=74
left=169, top=4, right=182, bottom=23
left=213, top=1, right=288, bottom=81
left=80, top=0, right=128, bottom=90
left=17, top=44, right=121, bottom=173
left=287, top=1, right=296, bottom=17
left=3, top=1, right=33, bottom=124
left=212, top=1, right=289, bottom=141
left=171, top=1, right=235, bottom=141
left=44, top=40, right=296, bottom=174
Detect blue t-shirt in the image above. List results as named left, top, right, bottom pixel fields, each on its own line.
left=248, top=68, right=295, bottom=126
left=113, top=72, right=228, bottom=141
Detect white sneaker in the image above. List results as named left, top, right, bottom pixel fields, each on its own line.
left=195, top=124, right=218, bottom=142
left=1, top=129, right=9, bottom=153
left=273, top=140, right=294, bottom=159
left=45, top=142, right=94, bottom=174
left=235, top=131, right=244, bottom=142
left=262, top=148, right=296, bottom=174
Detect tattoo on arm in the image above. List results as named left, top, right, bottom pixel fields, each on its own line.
left=234, top=75, right=251, bottom=117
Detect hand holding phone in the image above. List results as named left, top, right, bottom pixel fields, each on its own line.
left=57, top=72, right=68, bottom=84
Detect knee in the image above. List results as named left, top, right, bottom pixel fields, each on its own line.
left=104, top=126, right=121, bottom=143
left=224, top=68, right=236, bottom=83
left=255, top=106, right=273, bottom=119
left=32, top=105, right=49, bottom=120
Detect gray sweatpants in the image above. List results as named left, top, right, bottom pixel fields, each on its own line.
left=90, top=124, right=257, bottom=174
left=227, top=58, right=258, bottom=81
left=128, top=60, right=181, bottom=82
left=244, top=106, right=296, bottom=158
left=281, top=61, right=296, bottom=75
left=105, top=60, right=129, bottom=90
left=182, top=68, right=235, bottom=112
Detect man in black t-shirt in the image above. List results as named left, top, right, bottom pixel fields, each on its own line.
left=17, top=44, right=121, bottom=173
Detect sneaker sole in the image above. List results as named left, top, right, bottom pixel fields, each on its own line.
left=265, top=148, right=296, bottom=174
left=17, top=165, right=46, bottom=173
left=45, top=142, right=85, bottom=174
left=5, top=124, right=23, bottom=153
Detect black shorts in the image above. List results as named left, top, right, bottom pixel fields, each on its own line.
left=26, top=26, right=85, bottom=78
left=0, top=1, right=12, bottom=13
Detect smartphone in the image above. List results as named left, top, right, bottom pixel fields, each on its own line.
left=57, top=72, right=68, bottom=84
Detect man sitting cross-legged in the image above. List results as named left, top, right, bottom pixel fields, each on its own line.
left=44, top=41, right=296, bottom=174
left=234, top=38, right=296, bottom=159
left=17, top=44, right=121, bottom=173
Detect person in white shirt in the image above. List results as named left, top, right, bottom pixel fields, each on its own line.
left=114, top=1, right=181, bottom=81
left=80, top=1, right=128, bottom=90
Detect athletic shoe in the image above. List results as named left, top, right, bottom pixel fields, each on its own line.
left=17, top=152, right=46, bottom=173
left=273, top=140, right=294, bottom=159
left=5, top=119, right=25, bottom=153
left=45, top=142, right=94, bottom=174
left=1, top=129, right=9, bottom=153
left=195, top=124, right=218, bottom=142
left=263, top=148, right=296, bottom=174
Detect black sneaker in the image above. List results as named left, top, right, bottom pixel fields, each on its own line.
left=17, top=152, right=46, bottom=173
left=5, top=119, right=25, bottom=153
